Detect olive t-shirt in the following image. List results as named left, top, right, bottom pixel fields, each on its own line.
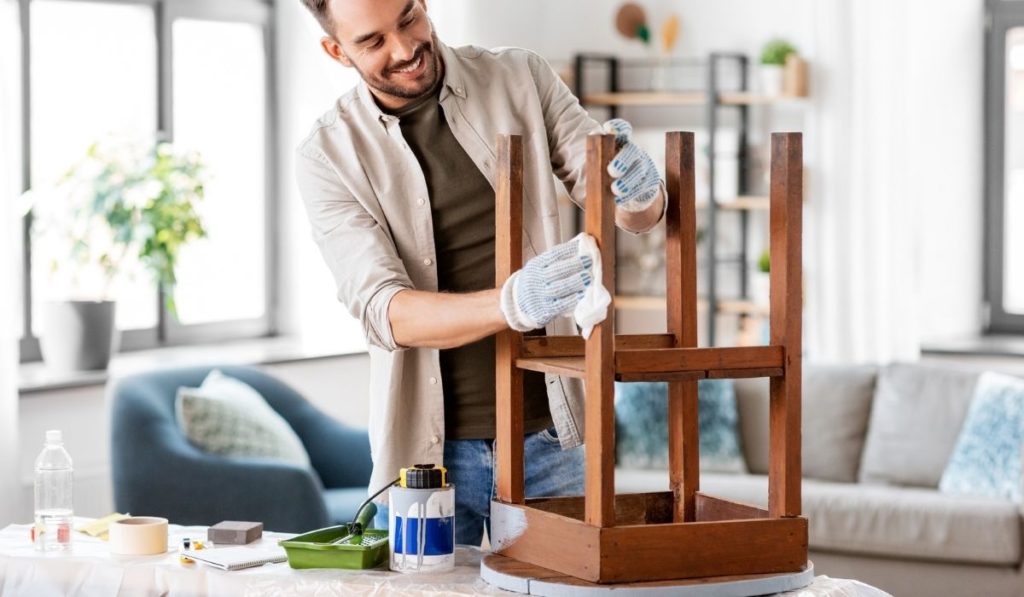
left=388, top=82, right=553, bottom=440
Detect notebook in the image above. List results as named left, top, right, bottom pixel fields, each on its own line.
left=181, top=545, right=287, bottom=571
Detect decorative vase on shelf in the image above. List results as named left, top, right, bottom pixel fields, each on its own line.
left=759, top=65, right=784, bottom=97
left=750, top=272, right=771, bottom=306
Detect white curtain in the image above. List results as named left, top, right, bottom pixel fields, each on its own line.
left=805, top=0, right=982, bottom=363
left=0, top=0, right=22, bottom=525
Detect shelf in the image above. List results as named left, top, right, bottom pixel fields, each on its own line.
left=615, top=295, right=770, bottom=317
left=515, top=345, right=784, bottom=382
left=583, top=92, right=704, bottom=107
left=697, top=196, right=770, bottom=211
left=582, top=92, right=804, bottom=108
left=719, top=300, right=770, bottom=317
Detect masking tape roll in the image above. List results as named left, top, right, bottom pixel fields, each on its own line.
left=109, top=516, right=168, bottom=555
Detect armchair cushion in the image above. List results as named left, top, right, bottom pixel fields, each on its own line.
left=176, top=370, right=311, bottom=468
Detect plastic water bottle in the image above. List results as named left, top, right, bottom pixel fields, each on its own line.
left=34, top=429, right=74, bottom=552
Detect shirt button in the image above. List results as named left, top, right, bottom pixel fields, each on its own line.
left=456, top=87, right=463, bottom=94
left=429, top=377, right=438, bottom=385
left=423, top=258, right=432, bottom=266
left=430, top=435, right=440, bottom=445
left=417, top=198, right=426, bottom=206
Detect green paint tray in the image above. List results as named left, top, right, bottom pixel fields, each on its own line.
left=278, top=504, right=388, bottom=570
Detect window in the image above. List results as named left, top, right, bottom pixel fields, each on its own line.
left=17, top=0, right=276, bottom=362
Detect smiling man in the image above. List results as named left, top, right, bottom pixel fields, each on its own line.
left=296, top=0, right=665, bottom=545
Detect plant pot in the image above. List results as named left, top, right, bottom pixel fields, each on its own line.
left=759, top=65, right=784, bottom=97
left=38, top=300, right=119, bottom=372
left=750, top=272, right=771, bottom=306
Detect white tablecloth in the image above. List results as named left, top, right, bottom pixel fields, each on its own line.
left=0, top=520, right=890, bottom=596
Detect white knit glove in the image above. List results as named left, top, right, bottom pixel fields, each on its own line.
left=500, top=235, right=594, bottom=332
left=602, top=118, right=662, bottom=212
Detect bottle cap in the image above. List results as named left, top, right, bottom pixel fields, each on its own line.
left=45, top=430, right=62, bottom=444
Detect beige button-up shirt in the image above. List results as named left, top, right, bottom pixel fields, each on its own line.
left=296, top=43, right=602, bottom=495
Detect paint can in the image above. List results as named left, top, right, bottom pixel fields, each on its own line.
left=388, top=464, right=454, bottom=573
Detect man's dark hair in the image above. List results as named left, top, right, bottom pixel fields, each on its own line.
left=300, top=0, right=333, bottom=36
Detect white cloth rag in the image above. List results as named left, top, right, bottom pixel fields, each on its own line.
left=573, top=233, right=612, bottom=339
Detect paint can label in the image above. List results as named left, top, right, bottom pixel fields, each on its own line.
left=389, top=485, right=456, bottom=573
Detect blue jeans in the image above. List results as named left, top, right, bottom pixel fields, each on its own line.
left=374, top=426, right=584, bottom=546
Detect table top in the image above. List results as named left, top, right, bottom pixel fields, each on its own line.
left=0, top=519, right=890, bottom=597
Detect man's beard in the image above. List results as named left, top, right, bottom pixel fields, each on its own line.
left=352, top=37, right=441, bottom=101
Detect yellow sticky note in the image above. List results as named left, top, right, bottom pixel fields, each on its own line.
left=76, top=513, right=131, bottom=541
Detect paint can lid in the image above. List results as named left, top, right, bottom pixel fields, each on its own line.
left=400, top=464, right=448, bottom=489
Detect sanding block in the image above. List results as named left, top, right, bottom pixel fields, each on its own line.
left=208, top=521, right=263, bottom=545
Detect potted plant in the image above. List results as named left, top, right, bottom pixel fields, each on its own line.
left=759, top=39, right=796, bottom=97
left=751, top=248, right=771, bottom=305
left=26, top=137, right=207, bottom=372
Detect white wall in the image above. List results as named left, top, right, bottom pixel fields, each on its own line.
left=0, top=0, right=23, bottom=528
left=274, top=0, right=366, bottom=353
left=431, top=0, right=815, bottom=64
left=906, top=0, right=983, bottom=342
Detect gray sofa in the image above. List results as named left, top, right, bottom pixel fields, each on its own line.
left=615, top=363, right=1023, bottom=597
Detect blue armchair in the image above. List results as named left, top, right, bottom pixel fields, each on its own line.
left=110, top=365, right=373, bottom=533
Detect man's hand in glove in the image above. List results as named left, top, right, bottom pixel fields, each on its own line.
left=602, top=118, right=663, bottom=213
left=500, top=234, right=594, bottom=332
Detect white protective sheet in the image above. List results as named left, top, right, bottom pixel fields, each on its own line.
left=0, top=519, right=890, bottom=596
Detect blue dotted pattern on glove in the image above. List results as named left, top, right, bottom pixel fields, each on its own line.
left=516, top=237, right=593, bottom=327
left=603, top=118, right=661, bottom=210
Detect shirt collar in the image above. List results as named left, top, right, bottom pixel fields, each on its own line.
left=356, top=41, right=468, bottom=127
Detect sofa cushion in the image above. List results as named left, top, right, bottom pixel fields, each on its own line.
left=941, top=371, right=1024, bottom=502
left=176, top=369, right=311, bottom=468
left=735, top=365, right=876, bottom=482
left=615, top=380, right=745, bottom=473
left=859, top=363, right=979, bottom=487
left=615, top=469, right=1021, bottom=566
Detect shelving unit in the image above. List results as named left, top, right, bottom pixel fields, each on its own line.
left=573, top=52, right=801, bottom=345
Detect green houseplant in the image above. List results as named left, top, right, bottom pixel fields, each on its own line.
left=759, top=39, right=797, bottom=97
left=28, top=137, right=207, bottom=371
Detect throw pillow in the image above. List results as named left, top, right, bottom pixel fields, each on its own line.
left=176, top=369, right=311, bottom=468
left=939, top=372, right=1024, bottom=502
left=858, top=363, right=979, bottom=487
left=735, top=365, right=877, bottom=482
left=615, top=379, right=745, bottom=473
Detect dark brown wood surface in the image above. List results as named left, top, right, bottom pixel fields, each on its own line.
left=665, top=132, right=700, bottom=523
left=615, top=346, right=784, bottom=373
left=599, top=517, right=808, bottom=583
left=584, top=134, right=617, bottom=527
left=696, top=492, right=769, bottom=522
left=768, top=133, right=803, bottom=518
left=495, top=134, right=525, bottom=504
left=490, top=500, right=601, bottom=581
left=516, top=356, right=587, bottom=377
left=524, top=492, right=675, bottom=525
left=520, top=334, right=675, bottom=358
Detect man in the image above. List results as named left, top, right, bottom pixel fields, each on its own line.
left=296, top=0, right=665, bottom=544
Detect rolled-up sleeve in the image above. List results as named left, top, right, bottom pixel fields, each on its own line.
left=526, top=51, right=601, bottom=209
left=295, top=146, right=412, bottom=352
